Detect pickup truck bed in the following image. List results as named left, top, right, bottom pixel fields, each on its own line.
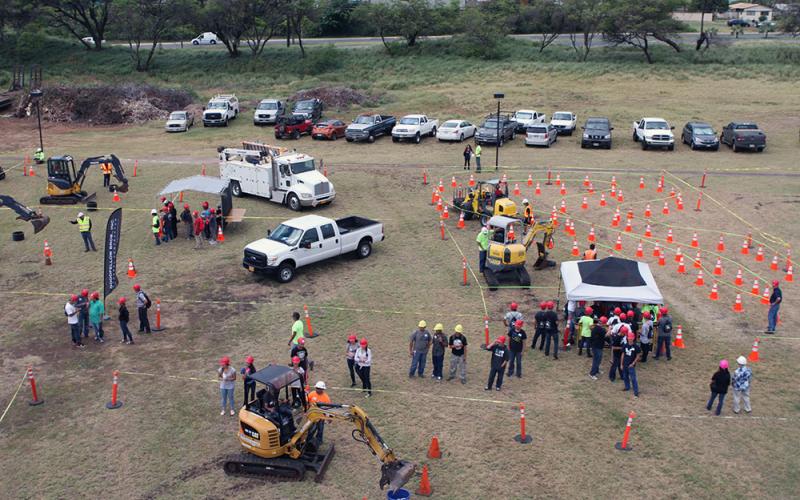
left=337, top=216, right=378, bottom=234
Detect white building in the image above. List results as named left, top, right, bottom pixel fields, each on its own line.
left=728, top=3, right=773, bottom=23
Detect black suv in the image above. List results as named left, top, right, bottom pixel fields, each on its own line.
left=475, top=114, right=517, bottom=146
left=580, top=117, right=613, bottom=149
left=292, top=98, right=323, bottom=122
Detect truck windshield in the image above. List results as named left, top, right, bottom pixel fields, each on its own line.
left=645, top=122, right=669, bottom=130
left=482, top=119, right=500, bottom=128
left=169, top=112, right=186, bottom=120
left=258, top=102, right=278, bottom=110
left=354, top=116, right=373, bottom=124
left=515, top=112, right=533, bottom=120
left=268, top=224, right=302, bottom=246
left=295, top=101, right=314, bottom=110
left=290, top=159, right=315, bottom=174
left=553, top=113, right=572, bottom=120
left=208, top=102, right=227, bottom=109
left=400, top=117, right=420, bottom=125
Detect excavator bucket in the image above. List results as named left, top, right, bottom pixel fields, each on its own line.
left=28, top=214, right=50, bottom=234
left=380, top=460, right=416, bottom=492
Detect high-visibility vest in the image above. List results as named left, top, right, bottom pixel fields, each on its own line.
left=34, top=151, right=45, bottom=161
left=77, top=216, right=91, bottom=232
left=524, top=206, right=533, bottom=219
left=101, top=162, right=112, bottom=174
left=583, top=249, right=597, bottom=260
left=152, top=215, right=160, bottom=234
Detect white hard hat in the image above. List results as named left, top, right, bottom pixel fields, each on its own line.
left=737, top=356, right=747, bottom=365
left=77, top=212, right=84, bottom=218
left=522, top=198, right=529, bottom=204
left=481, top=227, right=489, bottom=233
left=315, top=381, right=326, bottom=390
left=151, top=209, right=157, bottom=214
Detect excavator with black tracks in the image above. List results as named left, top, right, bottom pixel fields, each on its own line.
left=483, top=215, right=556, bottom=290
left=40, top=154, right=129, bottom=205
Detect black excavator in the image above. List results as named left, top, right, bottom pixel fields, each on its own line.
left=0, top=195, right=50, bottom=233
left=40, top=154, right=129, bottom=205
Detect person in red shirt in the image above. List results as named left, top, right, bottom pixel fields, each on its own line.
left=193, top=210, right=205, bottom=249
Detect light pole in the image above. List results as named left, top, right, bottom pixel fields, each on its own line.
left=30, top=88, right=44, bottom=155
left=493, top=93, right=504, bottom=171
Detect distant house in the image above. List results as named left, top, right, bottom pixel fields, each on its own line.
left=728, top=3, right=773, bottom=22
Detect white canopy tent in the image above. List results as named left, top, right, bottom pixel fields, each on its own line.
left=560, top=257, right=664, bottom=304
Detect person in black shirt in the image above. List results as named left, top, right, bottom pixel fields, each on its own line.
left=542, top=301, right=560, bottom=359
left=532, top=301, right=547, bottom=351
left=608, top=325, right=626, bottom=382
left=118, top=297, right=133, bottom=344
left=589, top=317, right=608, bottom=380
left=241, top=356, right=257, bottom=404
left=706, top=359, right=731, bottom=415
left=485, top=336, right=509, bottom=391
left=621, top=331, right=641, bottom=397
left=290, top=338, right=310, bottom=372
left=506, top=321, right=527, bottom=378
left=767, top=280, right=782, bottom=333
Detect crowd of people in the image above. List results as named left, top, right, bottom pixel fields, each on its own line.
left=151, top=197, right=223, bottom=249
left=63, top=284, right=152, bottom=348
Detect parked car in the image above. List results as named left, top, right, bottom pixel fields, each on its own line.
left=581, top=117, right=613, bottom=149
left=476, top=114, right=517, bottom=146
left=392, top=114, right=438, bottom=143
left=203, top=94, right=239, bottom=127
left=437, top=120, right=476, bottom=142
left=681, top=122, right=719, bottom=151
left=81, top=36, right=106, bottom=46
left=550, top=111, right=577, bottom=135
left=275, top=115, right=313, bottom=139
left=191, top=32, right=220, bottom=45
left=345, top=114, right=396, bottom=143
left=164, top=111, right=194, bottom=133
left=243, top=215, right=385, bottom=283
left=292, top=99, right=323, bottom=122
left=219, top=145, right=334, bottom=210
left=727, top=19, right=751, bottom=27
left=511, top=110, right=546, bottom=133
left=525, top=124, right=558, bottom=147
left=720, top=122, right=766, bottom=152
left=253, top=99, right=284, bottom=125
left=632, top=117, right=675, bottom=150
left=312, top=119, right=347, bottom=140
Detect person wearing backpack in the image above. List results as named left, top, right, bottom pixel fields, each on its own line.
left=639, top=310, right=654, bottom=362
left=654, top=307, right=673, bottom=361
left=133, top=283, right=152, bottom=333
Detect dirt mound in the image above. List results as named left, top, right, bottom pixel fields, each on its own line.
left=38, top=84, right=193, bottom=125
left=289, top=86, right=381, bottom=110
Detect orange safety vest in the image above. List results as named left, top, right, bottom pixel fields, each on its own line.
left=101, top=162, right=112, bottom=174
left=583, top=249, right=597, bottom=260
left=524, top=206, right=533, bottom=219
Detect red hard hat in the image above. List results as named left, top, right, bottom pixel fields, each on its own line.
left=160, top=196, right=166, bottom=202
left=298, top=338, right=305, bottom=345
left=348, top=334, right=357, bottom=342
left=219, top=356, right=230, bottom=365
left=360, top=338, right=368, bottom=346
left=515, top=320, right=524, bottom=328
left=193, top=210, right=199, bottom=216
left=619, top=325, right=630, bottom=335
left=772, top=280, right=779, bottom=287
left=497, top=336, right=507, bottom=344
left=291, top=356, right=301, bottom=364
left=510, top=302, right=518, bottom=311
left=642, top=311, right=651, bottom=319
left=547, top=301, right=555, bottom=310
left=619, top=312, right=627, bottom=321
left=133, top=284, right=141, bottom=291
left=660, top=307, right=668, bottom=314
left=184, top=203, right=190, bottom=209
left=614, top=307, right=622, bottom=315
left=70, top=294, right=78, bottom=302
left=168, top=202, right=174, bottom=208
left=118, top=297, right=126, bottom=304
left=599, top=316, right=608, bottom=325
left=81, top=289, right=89, bottom=297
left=584, top=306, right=593, bottom=315
left=245, top=355, right=254, bottom=364
left=202, top=201, right=209, bottom=208
left=539, top=301, right=546, bottom=310
left=627, top=331, right=635, bottom=341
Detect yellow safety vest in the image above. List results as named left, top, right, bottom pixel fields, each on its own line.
left=152, top=215, right=160, bottom=234
left=77, top=216, right=91, bottom=232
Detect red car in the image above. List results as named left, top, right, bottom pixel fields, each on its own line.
left=312, top=119, right=347, bottom=140
left=274, top=115, right=313, bottom=140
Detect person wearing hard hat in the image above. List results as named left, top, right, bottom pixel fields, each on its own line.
left=33, top=147, right=45, bottom=164
left=150, top=209, right=161, bottom=246
left=71, top=211, right=97, bottom=252
left=431, top=324, right=447, bottom=381
left=639, top=311, right=654, bottom=362
left=133, top=284, right=152, bottom=333
left=706, top=359, right=731, bottom=416
left=653, top=307, right=673, bottom=361
left=732, top=356, right=752, bottom=414
left=192, top=210, right=205, bottom=249
left=180, top=203, right=193, bottom=239
left=355, top=338, right=372, bottom=397
left=447, top=324, right=468, bottom=384
left=476, top=226, right=492, bottom=274
left=118, top=297, right=133, bottom=345
left=76, top=288, right=91, bottom=340
left=608, top=321, right=625, bottom=382
left=589, top=317, right=608, bottom=380
left=218, top=356, right=237, bottom=416
left=307, top=381, right=332, bottom=445
left=88, top=291, right=105, bottom=343
left=240, top=356, right=257, bottom=404
left=409, top=320, right=432, bottom=378
left=65, top=294, right=84, bottom=348
left=621, top=329, right=641, bottom=398
left=577, top=306, right=594, bottom=358
left=289, top=356, right=307, bottom=410
left=485, top=336, right=509, bottom=391
left=532, top=301, right=547, bottom=352
left=767, top=280, right=782, bottom=333
left=503, top=302, right=523, bottom=335
left=542, top=301, right=560, bottom=360
left=345, top=334, right=359, bottom=387
left=291, top=337, right=310, bottom=372
left=507, top=320, right=527, bottom=378
left=521, top=199, right=533, bottom=231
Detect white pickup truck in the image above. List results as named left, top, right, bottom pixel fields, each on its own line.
left=219, top=144, right=334, bottom=211
left=203, top=94, right=239, bottom=127
left=550, top=111, right=577, bottom=135
left=512, top=110, right=546, bottom=133
left=243, top=215, right=385, bottom=283
left=632, top=117, right=675, bottom=150
left=392, top=114, right=438, bottom=143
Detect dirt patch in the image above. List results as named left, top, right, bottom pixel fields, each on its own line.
left=289, top=86, right=381, bottom=110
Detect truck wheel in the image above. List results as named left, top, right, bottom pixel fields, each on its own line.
left=668, top=144, right=674, bottom=151
left=356, top=239, right=372, bottom=259
left=223, top=118, right=229, bottom=127
left=368, top=134, right=375, bottom=143
left=332, top=133, right=338, bottom=141
left=511, top=130, right=516, bottom=140
left=210, top=40, right=216, bottom=45
left=632, top=131, right=638, bottom=142
left=192, top=40, right=199, bottom=45
left=287, top=194, right=301, bottom=211
left=499, top=137, right=504, bottom=147
left=732, top=143, right=739, bottom=152
left=430, top=127, right=437, bottom=137
left=277, top=263, right=295, bottom=283
left=414, top=133, right=420, bottom=144
left=231, top=181, right=242, bottom=197
left=346, top=138, right=353, bottom=143
left=292, top=130, right=300, bottom=140
left=392, top=136, right=399, bottom=143
left=641, top=141, right=648, bottom=150
left=203, top=123, right=207, bottom=127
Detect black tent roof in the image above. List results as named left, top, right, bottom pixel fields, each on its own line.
left=577, top=257, right=647, bottom=287
left=248, top=364, right=300, bottom=389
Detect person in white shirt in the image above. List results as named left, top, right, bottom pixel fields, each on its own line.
left=218, top=356, right=237, bottom=416
left=354, top=338, right=373, bottom=397
left=65, top=294, right=84, bottom=348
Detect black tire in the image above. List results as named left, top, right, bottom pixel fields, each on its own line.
left=459, top=133, right=464, bottom=142
left=0, top=166, right=5, bottom=180
left=414, top=133, right=420, bottom=144
left=668, top=144, right=674, bottom=151
left=223, top=118, right=229, bottom=127
left=277, top=263, right=295, bottom=283
left=480, top=214, right=489, bottom=226
left=757, top=147, right=764, bottom=152
left=392, top=136, right=399, bottom=143
left=210, top=40, right=216, bottom=45
left=287, top=194, right=301, bottom=211
left=712, top=145, right=719, bottom=151
left=192, top=41, right=199, bottom=45
left=332, top=133, right=338, bottom=141
left=231, top=181, right=242, bottom=197
left=641, top=141, right=648, bottom=150
left=605, top=143, right=612, bottom=150
left=368, top=134, right=375, bottom=143
left=203, top=123, right=207, bottom=127
left=733, top=143, right=739, bottom=152
left=581, top=142, right=586, bottom=149
left=499, top=137, right=504, bottom=147
left=292, top=130, right=300, bottom=140
left=12, top=231, right=24, bottom=242
left=430, top=127, right=437, bottom=137
left=511, top=130, right=516, bottom=140
left=632, top=131, right=639, bottom=142
left=691, top=141, right=697, bottom=150
left=356, top=239, right=372, bottom=259
left=346, top=138, right=353, bottom=142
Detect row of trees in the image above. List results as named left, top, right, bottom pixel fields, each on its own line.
left=2, top=0, right=800, bottom=69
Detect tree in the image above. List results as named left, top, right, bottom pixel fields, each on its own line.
left=286, top=0, right=316, bottom=57
left=526, top=0, right=568, bottom=53
left=563, top=0, right=606, bottom=61
left=243, top=0, right=285, bottom=56
left=202, top=0, right=254, bottom=58
left=394, top=0, right=434, bottom=47
left=42, top=0, right=113, bottom=50
left=115, top=0, right=182, bottom=71
left=689, top=0, right=727, bottom=49
left=0, top=0, right=38, bottom=42
left=351, top=2, right=396, bottom=52
left=777, top=3, right=800, bottom=37
left=602, top=0, right=684, bottom=64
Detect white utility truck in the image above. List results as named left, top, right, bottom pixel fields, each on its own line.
left=203, top=94, right=239, bottom=127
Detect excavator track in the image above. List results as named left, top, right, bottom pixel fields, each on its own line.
left=222, top=453, right=306, bottom=481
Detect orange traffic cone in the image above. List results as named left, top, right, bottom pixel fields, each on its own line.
left=527, top=174, right=533, bottom=187
left=457, top=211, right=465, bottom=229
left=584, top=175, right=590, bottom=187
left=438, top=179, right=444, bottom=193
left=761, top=287, right=770, bottom=305
left=502, top=173, right=507, bottom=184
left=770, top=255, right=779, bottom=271
left=694, top=251, right=702, bottom=268
left=691, top=233, right=699, bottom=248
left=669, top=187, right=676, bottom=198
left=676, top=196, right=684, bottom=210
left=748, top=338, right=760, bottom=362
left=734, top=269, right=743, bottom=286
left=717, top=235, right=725, bottom=252
left=427, top=436, right=442, bottom=459
left=513, top=183, right=521, bottom=196
left=755, top=246, right=764, bottom=262
left=555, top=173, right=561, bottom=185
left=673, top=325, right=685, bottom=348
left=611, top=175, right=616, bottom=188
left=588, top=226, right=596, bottom=242
left=113, top=189, right=120, bottom=202
left=535, top=182, right=541, bottom=196
left=653, top=241, right=661, bottom=258
left=709, top=282, right=719, bottom=300
left=662, top=202, right=670, bottom=215
left=614, top=235, right=622, bottom=251
left=617, top=189, right=624, bottom=203
left=469, top=174, right=475, bottom=187
left=733, top=293, right=743, bottom=313
left=667, top=229, right=673, bottom=244
left=644, top=204, right=652, bottom=218
left=217, top=225, right=224, bottom=242
left=635, top=241, right=644, bottom=258
left=713, top=258, right=723, bottom=276
left=127, top=259, right=137, bottom=278
left=600, top=194, right=606, bottom=207
left=741, top=238, right=750, bottom=255
left=29, top=164, right=35, bottom=176
left=627, top=210, right=634, bottom=220
left=451, top=176, right=457, bottom=188
left=786, top=265, right=794, bottom=282
left=581, top=196, right=588, bottom=210
left=442, top=205, right=449, bottom=220
left=507, top=224, right=515, bottom=242
left=201, top=163, right=206, bottom=176
left=588, top=182, right=595, bottom=194
left=751, top=279, right=760, bottom=296
left=611, top=215, right=619, bottom=228
left=658, top=250, right=666, bottom=267
left=416, top=464, right=433, bottom=496
left=572, top=240, right=580, bottom=257
left=624, top=220, right=632, bottom=232
left=695, top=270, right=704, bottom=286
left=639, top=177, right=645, bottom=189
left=560, top=199, right=567, bottom=214
left=677, top=256, right=686, bottom=274
left=644, top=224, right=652, bottom=238
left=674, top=246, right=683, bottom=263
left=610, top=185, right=616, bottom=198
left=657, top=179, right=664, bottom=193
left=43, top=240, right=53, bottom=266
left=436, top=198, right=443, bottom=212
left=431, top=189, right=439, bottom=206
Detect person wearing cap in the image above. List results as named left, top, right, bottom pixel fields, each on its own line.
left=485, top=336, right=509, bottom=391
left=767, top=280, right=782, bottom=333
left=507, top=320, right=527, bottom=378
left=289, top=312, right=305, bottom=351
left=291, top=337, right=310, bottom=372
left=192, top=210, right=205, bottom=249
left=118, top=297, right=133, bottom=344
left=307, top=381, right=332, bottom=444
left=206, top=202, right=218, bottom=245
left=70, top=211, right=97, bottom=252
left=134, top=284, right=151, bottom=333
left=732, top=356, right=752, bottom=414
left=589, top=317, right=608, bottom=380
left=654, top=307, right=673, bottom=361
left=150, top=208, right=161, bottom=245
left=532, top=302, right=547, bottom=351
left=706, top=359, right=731, bottom=416
left=639, top=311, right=654, bottom=362
left=76, top=288, right=91, bottom=339
left=608, top=321, right=625, bottom=382
left=431, top=324, right=447, bottom=381
left=577, top=307, right=594, bottom=357
left=65, top=294, right=84, bottom=348
left=289, top=356, right=307, bottom=410
left=503, top=302, right=523, bottom=335
left=88, top=291, right=105, bottom=343
left=542, top=301, right=560, bottom=360
left=409, top=320, right=432, bottom=378
left=345, top=334, right=359, bottom=387
left=180, top=204, right=193, bottom=239
left=621, top=329, right=641, bottom=397
left=201, top=201, right=212, bottom=240
left=218, top=356, right=237, bottom=416
left=476, top=227, right=492, bottom=274
left=240, top=356, right=257, bottom=404
left=160, top=206, right=172, bottom=243
left=447, top=324, right=468, bottom=384
left=583, top=243, right=597, bottom=260
left=355, top=338, right=372, bottom=397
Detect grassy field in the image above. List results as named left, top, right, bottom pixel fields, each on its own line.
left=1, top=43, right=800, bottom=499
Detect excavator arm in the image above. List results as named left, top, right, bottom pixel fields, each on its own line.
left=0, top=195, right=50, bottom=233
left=293, top=403, right=416, bottom=491
left=77, top=155, right=129, bottom=193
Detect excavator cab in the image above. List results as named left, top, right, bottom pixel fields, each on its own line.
left=484, top=215, right=556, bottom=290
left=46, top=156, right=79, bottom=192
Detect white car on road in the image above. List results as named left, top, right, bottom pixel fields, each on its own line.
left=550, top=111, right=577, bottom=135
left=191, top=32, right=219, bottom=45
left=525, top=124, right=558, bottom=147
left=436, top=120, right=476, bottom=142
left=392, top=114, right=438, bottom=143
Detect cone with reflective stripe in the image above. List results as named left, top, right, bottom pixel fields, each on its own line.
left=560, top=183, right=566, bottom=196
left=695, top=269, right=704, bottom=286
left=658, top=249, right=666, bottom=266
left=584, top=175, right=590, bottom=187
left=635, top=241, right=644, bottom=258
left=786, top=265, right=793, bottom=282
left=676, top=196, right=684, bottom=210
left=442, top=205, right=449, bottom=219
left=217, top=224, right=224, bottom=242
left=624, top=219, right=632, bottom=232
left=457, top=211, right=465, bottom=229
left=514, top=183, right=521, bottom=196
left=611, top=185, right=616, bottom=198
left=734, top=268, right=743, bottom=286
left=438, top=179, right=444, bottom=193
left=673, top=325, right=685, bottom=348
left=770, top=255, right=779, bottom=271
left=639, top=177, right=645, bottom=189
left=674, top=246, right=683, bottom=263
left=581, top=196, right=588, bottom=210
left=666, top=229, right=673, bottom=244
left=669, top=187, right=676, bottom=198
left=588, top=226, right=595, bottom=242
left=733, top=293, right=743, bottom=313
left=741, top=238, right=750, bottom=255
left=644, top=224, right=652, bottom=238
left=611, top=214, right=619, bottom=228
left=600, top=194, right=606, bottom=207
left=560, top=199, right=567, bottom=213
left=614, top=235, right=622, bottom=251
left=653, top=241, right=661, bottom=258
left=677, top=256, right=686, bottom=274
left=748, top=338, right=760, bottom=362
left=709, top=282, right=719, bottom=300
left=112, top=189, right=120, bottom=202
left=662, top=202, right=670, bottom=215
left=755, top=245, right=764, bottom=262
left=535, top=182, right=541, bottom=195
left=507, top=224, right=515, bottom=242
left=127, top=259, right=137, bottom=278
left=691, top=233, right=699, bottom=248
left=43, top=241, right=53, bottom=266
left=713, top=258, right=723, bottom=276
left=527, top=174, right=533, bottom=187
left=644, top=204, right=652, bottom=218
left=611, top=175, right=617, bottom=188
left=431, top=188, right=439, bottom=205
left=469, top=174, right=475, bottom=187
left=555, top=173, right=561, bottom=185
left=588, top=182, right=595, bottom=194
left=451, top=176, right=457, bottom=188
left=717, top=235, right=725, bottom=252
left=617, top=189, right=624, bottom=202
left=751, top=279, right=760, bottom=296
left=436, top=198, right=443, bottom=212
left=572, top=240, right=580, bottom=257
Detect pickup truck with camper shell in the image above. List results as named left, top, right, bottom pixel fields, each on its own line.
left=203, top=94, right=239, bottom=127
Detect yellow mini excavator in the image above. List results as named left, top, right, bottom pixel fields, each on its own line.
left=224, top=364, right=415, bottom=492
left=40, top=154, right=128, bottom=205
left=483, top=215, right=556, bottom=290
left=453, top=179, right=517, bottom=225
